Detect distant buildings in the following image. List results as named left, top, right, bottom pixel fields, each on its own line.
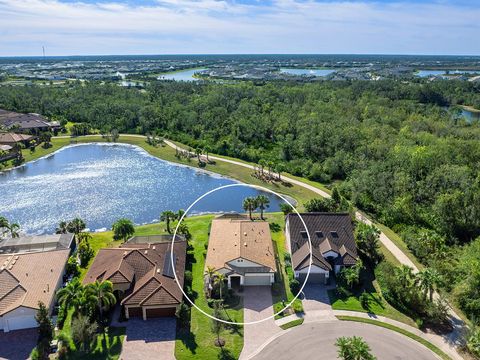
left=0, top=109, right=59, bottom=134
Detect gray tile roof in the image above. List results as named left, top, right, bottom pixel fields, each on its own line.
left=287, top=213, right=358, bottom=271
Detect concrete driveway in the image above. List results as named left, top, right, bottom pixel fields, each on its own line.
left=253, top=320, right=439, bottom=360
left=0, top=329, right=36, bottom=360
left=239, top=286, right=281, bottom=360
left=120, top=317, right=176, bottom=360
left=301, top=283, right=336, bottom=322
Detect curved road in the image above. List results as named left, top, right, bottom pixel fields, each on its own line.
left=253, top=321, right=439, bottom=360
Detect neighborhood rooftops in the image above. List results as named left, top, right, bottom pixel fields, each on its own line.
left=205, top=214, right=277, bottom=273
left=287, top=212, right=358, bottom=272
left=0, top=233, right=75, bottom=255
left=83, top=238, right=186, bottom=308
left=0, top=133, right=34, bottom=145
left=0, top=249, right=70, bottom=316
left=0, top=109, right=56, bottom=131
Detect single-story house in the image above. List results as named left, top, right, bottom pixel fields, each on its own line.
left=205, top=213, right=277, bottom=288
left=0, top=109, right=58, bottom=134
left=83, top=237, right=186, bottom=320
left=286, top=212, right=358, bottom=284
left=0, top=132, right=35, bottom=147
left=0, top=233, right=75, bottom=255
left=0, top=249, right=70, bottom=332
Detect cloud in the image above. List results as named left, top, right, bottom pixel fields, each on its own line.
left=0, top=0, right=478, bottom=55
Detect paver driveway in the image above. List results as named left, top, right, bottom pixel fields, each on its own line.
left=239, top=286, right=281, bottom=360
left=0, top=329, right=36, bottom=360
left=120, top=317, right=176, bottom=360
left=301, top=283, right=336, bottom=322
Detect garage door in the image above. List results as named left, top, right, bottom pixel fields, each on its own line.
left=297, top=272, right=325, bottom=284
left=127, top=307, right=142, bottom=317
left=145, top=307, right=176, bottom=318
left=244, top=275, right=271, bottom=286
left=6, top=316, right=37, bottom=331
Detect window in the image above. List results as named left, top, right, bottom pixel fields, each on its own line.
left=300, top=231, right=308, bottom=238
left=330, top=231, right=338, bottom=238
left=315, top=231, right=323, bottom=237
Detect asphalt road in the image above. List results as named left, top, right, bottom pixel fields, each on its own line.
left=252, top=321, right=439, bottom=360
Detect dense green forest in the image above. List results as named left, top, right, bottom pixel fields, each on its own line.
left=1, top=79, right=480, bottom=322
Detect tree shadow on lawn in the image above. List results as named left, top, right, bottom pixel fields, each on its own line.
left=218, top=348, right=236, bottom=360
left=177, top=328, right=198, bottom=355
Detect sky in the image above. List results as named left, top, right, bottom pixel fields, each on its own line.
left=0, top=0, right=479, bottom=56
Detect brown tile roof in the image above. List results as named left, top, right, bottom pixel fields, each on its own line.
left=205, top=215, right=276, bottom=272
left=0, top=110, right=51, bottom=130
left=287, top=213, right=358, bottom=271
left=0, top=133, right=34, bottom=144
left=0, top=250, right=69, bottom=315
left=83, top=239, right=186, bottom=308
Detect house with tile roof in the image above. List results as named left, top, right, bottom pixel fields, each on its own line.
left=83, top=237, right=186, bottom=320
left=286, top=213, right=358, bottom=284
left=0, top=249, right=70, bottom=332
left=0, top=109, right=59, bottom=134
left=205, top=214, right=277, bottom=288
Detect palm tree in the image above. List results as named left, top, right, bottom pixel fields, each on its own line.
left=417, top=268, right=441, bottom=302
left=204, top=265, right=216, bottom=298
left=394, top=265, right=416, bottom=289
left=160, top=210, right=176, bottom=233
left=111, top=218, right=135, bottom=242
left=176, top=209, right=185, bottom=221
left=56, top=221, right=69, bottom=234
left=242, top=197, right=258, bottom=220
left=258, top=159, right=266, bottom=176
left=214, top=273, right=227, bottom=300
left=56, top=278, right=89, bottom=316
left=274, top=162, right=284, bottom=181
left=195, top=148, right=202, bottom=162
left=0, top=216, right=20, bottom=239
left=336, top=336, right=376, bottom=360
left=67, top=218, right=86, bottom=235
left=256, top=195, right=270, bottom=220
left=85, top=280, right=116, bottom=322
left=341, top=267, right=360, bottom=289
left=204, top=145, right=211, bottom=162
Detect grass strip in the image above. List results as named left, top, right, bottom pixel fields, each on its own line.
left=279, top=318, right=304, bottom=330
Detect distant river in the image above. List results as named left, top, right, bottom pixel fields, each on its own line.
left=416, top=69, right=480, bottom=77
left=280, top=68, right=335, bottom=77
left=0, top=144, right=284, bottom=234
left=157, top=68, right=207, bottom=81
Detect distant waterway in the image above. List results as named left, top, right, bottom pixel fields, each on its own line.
left=0, top=143, right=285, bottom=234
left=157, top=68, right=207, bottom=81
left=416, top=69, right=480, bottom=77
left=280, top=68, right=335, bottom=77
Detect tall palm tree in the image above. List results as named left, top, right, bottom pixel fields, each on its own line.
left=67, top=218, right=86, bottom=235
left=56, top=221, right=68, bottom=234
left=0, top=217, right=20, bottom=239
left=176, top=209, right=185, bottom=221
left=417, top=268, right=441, bottom=302
left=258, top=159, right=266, bottom=176
left=56, top=278, right=88, bottom=316
left=256, top=195, right=270, bottom=220
left=204, top=265, right=216, bottom=298
left=85, top=280, right=116, bottom=322
left=242, top=197, right=258, bottom=220
left=214, top=273, right=227, bottom=300
left=336, top=336, right=376, bottom=360
left=204, top=145, right=211, bottom=162
left=160, top=210, right=176, bottom=233
left=394, top=265, right=416, bottom=289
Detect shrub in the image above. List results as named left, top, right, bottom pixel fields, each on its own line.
left=184, top=270, right=193, bottom=285
left=176, top=302, right=191, bottom=329
left=360, top=291, right=370, bottom=310
left=290, top=279, right=301, bottom=296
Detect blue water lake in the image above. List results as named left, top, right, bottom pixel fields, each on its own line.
left=157, top=68, right=207, bottom=81
left=0, top=143, right=285, bottom=234
left=416, top=69, right=480, bottom=77
left=280, top=68, right=335, bottom=77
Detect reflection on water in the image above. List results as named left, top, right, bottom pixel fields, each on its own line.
left=0, top=143, right=283, bottom=234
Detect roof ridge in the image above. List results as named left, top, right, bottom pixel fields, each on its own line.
left=121, top=272, right=161, bottom=305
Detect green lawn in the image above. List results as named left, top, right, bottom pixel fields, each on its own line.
left=279, top=318, right=304, bottom=330
left=336, top=316, right=451, bottom=360
left=267, top=213, right=303, bottom=318
left=328, top=267, right=417, bottom=327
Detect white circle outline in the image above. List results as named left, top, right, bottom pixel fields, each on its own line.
left=170, top=183, right=313, bottom=326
